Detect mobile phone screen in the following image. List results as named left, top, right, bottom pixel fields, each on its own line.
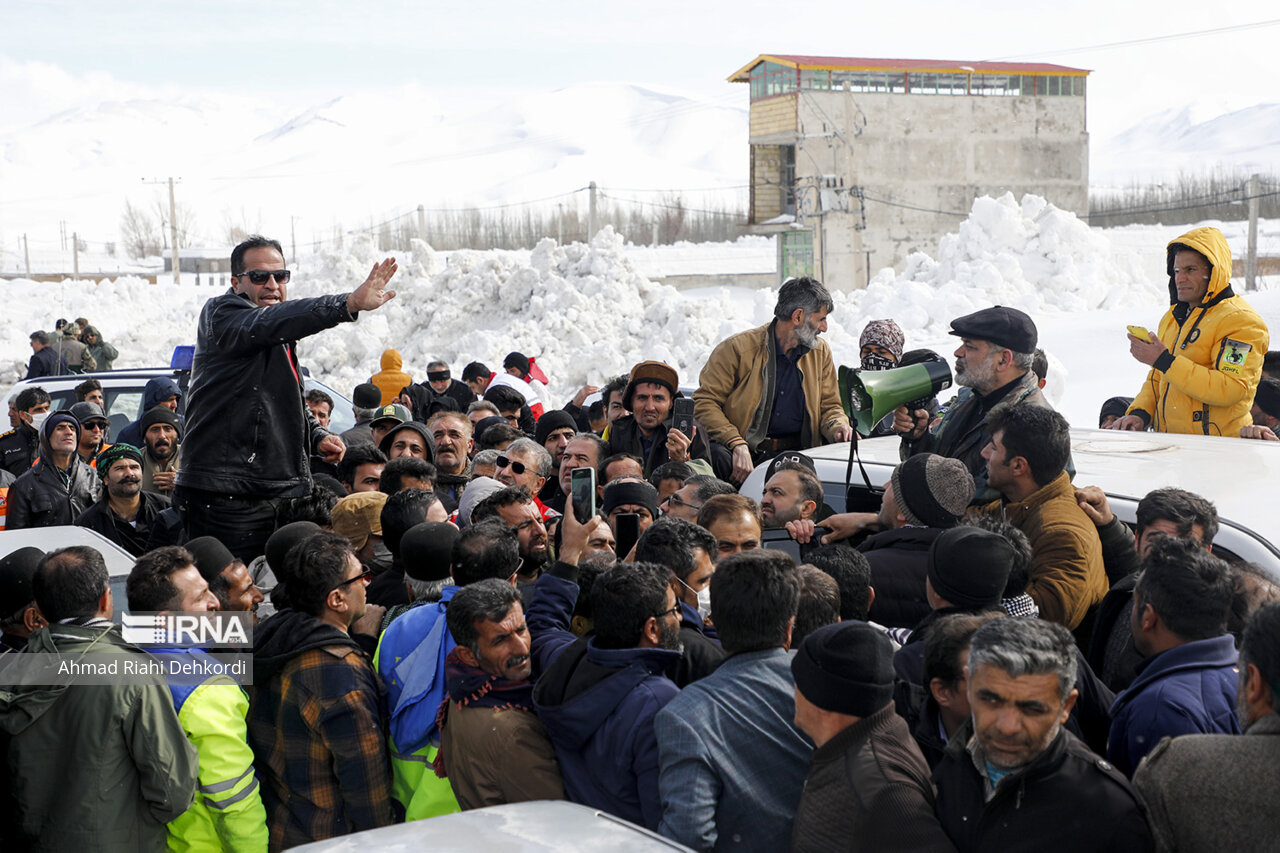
left=614, top=513, right=641, bottom=559
left=570, top=467, right=596, bottom=525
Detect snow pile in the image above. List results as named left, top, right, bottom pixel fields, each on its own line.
left=853, top=193, right=1164, bottom=341
left=0, top=193, right=1170, bottom=410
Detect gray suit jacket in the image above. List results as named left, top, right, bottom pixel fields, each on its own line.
left=1132, top=713, right=1280, bottom=853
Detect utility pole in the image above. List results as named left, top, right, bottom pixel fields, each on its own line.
left=290, top=216, right=298, bottom=265
left=1246, top=173, right=1260, bottom=291
left=23, top=233, right=30, bottom=279
left=143, top=177, right=181, bottom=284
left=557, top=203, right=564, bottom=244
left=417, top=205, right=426, bottom=240
left=168, top=178, right=180, bottom=285
left=588, top=181, right=598, bottom=242
left=72, top=232, right=80, bottom=281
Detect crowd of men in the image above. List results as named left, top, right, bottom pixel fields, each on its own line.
left=0, top=228, right=1278, bottom=852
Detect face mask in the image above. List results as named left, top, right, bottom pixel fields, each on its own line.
left=861, top=353, right=896, bottom=371
left=679, top=576, right=712, bottom=622
left=372, top=541, right=394, bottom=570
left=27, top=411, right=50, bottom=433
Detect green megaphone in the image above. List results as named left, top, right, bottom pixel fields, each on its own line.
left=839, top=361, right=953, bottom=437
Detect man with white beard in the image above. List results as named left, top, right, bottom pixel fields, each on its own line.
left=893, top=306, right=1056, bottom=504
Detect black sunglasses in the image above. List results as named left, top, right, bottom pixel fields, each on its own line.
left=335, top=568, right=373, bottom=590
left=239, top=269, right=291, bottom=285
left=496, top=455, right=526, bottom=476
left=427, top=371, right=450, bottom=382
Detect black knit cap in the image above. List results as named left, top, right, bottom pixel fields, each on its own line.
left=1098, top=396, right=1134, bottom=426
left=352, top=383, right=382, bottom=409
left=535, top=410, right=577, bottom=446
left=791, top=621, right=895, bottom=717
left=0, top=546, right=44, bottom=615
left=602, top=480, right=659, bottom=519
left=401, top=522, right=459, bottom=582
left=139, top=405, right=182, bottom=438
left=949, top=305, right=1038, bottom=353
left=185, top=536, right=237, bottom=583
left=927, top=526, right=1015, bottom=611
left=265, top=521, right=322, bottom=575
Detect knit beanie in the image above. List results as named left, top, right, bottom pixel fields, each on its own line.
left=1098, top=396, right=1135, bottom=427
left=535, top=410, right=577, bottom=446
left=891, top=453, right=974, bottom=529
left=139, top=405, right=182, bottom=438
left=185, top=536, right=237, bottom=583
left=859, top=319, right=905, bottom=361
left=401, top=522, right=459, bottom=582
left=95, top=443, right=143, bottom=479
left=42, top=411, right=80, bottom=444
left=927, top=526, right=1015, bottom=611
left=353, top=383, right=383, bottom=409
left=602, top=480, right=660, bottom=519
left=331, top=491, right=388, bottom=552
left=791, top=621, right=895, bottom=717
left=265, top=521, right=323, bottom=575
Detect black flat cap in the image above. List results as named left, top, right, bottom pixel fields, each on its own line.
left=949, top=306, right=1037, bottom=353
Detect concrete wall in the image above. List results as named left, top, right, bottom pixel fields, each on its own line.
left=747, top=87, right=1088, bottom=291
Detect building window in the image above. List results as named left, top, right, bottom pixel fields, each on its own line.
left=780, top=230, right=814, bottom=281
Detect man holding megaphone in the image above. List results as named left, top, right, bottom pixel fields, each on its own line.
left=894, top=306, right=1056, bottom=504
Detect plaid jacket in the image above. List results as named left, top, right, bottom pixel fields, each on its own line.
left=247, top=613, right=394, bottom=852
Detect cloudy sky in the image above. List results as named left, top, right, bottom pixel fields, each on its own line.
left=6, top=0, right=1278, bottom=131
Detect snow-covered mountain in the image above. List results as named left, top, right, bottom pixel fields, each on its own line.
left=1092, top=100, right=1280, bottom=186
left=6, top=78, right=1280, bottom=257
left=0, top=82, right=748, bottom=253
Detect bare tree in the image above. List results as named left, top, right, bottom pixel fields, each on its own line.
left=120, top=199, right=163, bottom=259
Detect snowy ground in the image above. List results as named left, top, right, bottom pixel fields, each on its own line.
left=2, top=194, right=1277, bottom=435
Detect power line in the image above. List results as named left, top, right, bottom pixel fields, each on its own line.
left=986, top=18, right=1280, bottom=61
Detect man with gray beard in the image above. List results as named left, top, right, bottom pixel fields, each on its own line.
left=893, top=306, right=1057, bottom=503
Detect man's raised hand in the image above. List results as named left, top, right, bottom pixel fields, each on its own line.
left=347, top=258, right=398, bottom=315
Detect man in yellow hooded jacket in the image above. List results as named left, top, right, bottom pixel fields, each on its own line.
left=1111, top=226, right=1269, bottom=436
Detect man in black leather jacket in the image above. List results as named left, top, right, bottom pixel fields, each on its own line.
left=175, top=235, right=398, bottom=561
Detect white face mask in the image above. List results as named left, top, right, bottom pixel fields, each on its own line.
left=679, top=576, right=712, bottom=622
left=27, top=411, right=50, bottom=433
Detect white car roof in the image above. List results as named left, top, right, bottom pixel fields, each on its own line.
left=288, top=801, right=693, bottom=852
left=743, top=428, right=1280, bottom=572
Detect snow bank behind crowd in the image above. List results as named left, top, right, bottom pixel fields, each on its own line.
left=0, top=193, right=1167, bottom=409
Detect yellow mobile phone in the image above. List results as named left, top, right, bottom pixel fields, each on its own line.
left=1126, top=325, right=1154, bottom=343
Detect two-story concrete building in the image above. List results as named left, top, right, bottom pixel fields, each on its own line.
left=730, top=54, right=1090, bottom=290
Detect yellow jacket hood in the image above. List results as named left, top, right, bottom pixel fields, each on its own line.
left=1167, top=226, right=1232, bottom=307
left=381, top=349, right=404, bottom=371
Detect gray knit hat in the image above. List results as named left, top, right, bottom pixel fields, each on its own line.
left=891, top=453, right=974, bottom=529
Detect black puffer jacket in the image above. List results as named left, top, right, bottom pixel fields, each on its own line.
left=860, top=526, right=943, bottom=629
left=178, top=290, right=353, bottom=498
